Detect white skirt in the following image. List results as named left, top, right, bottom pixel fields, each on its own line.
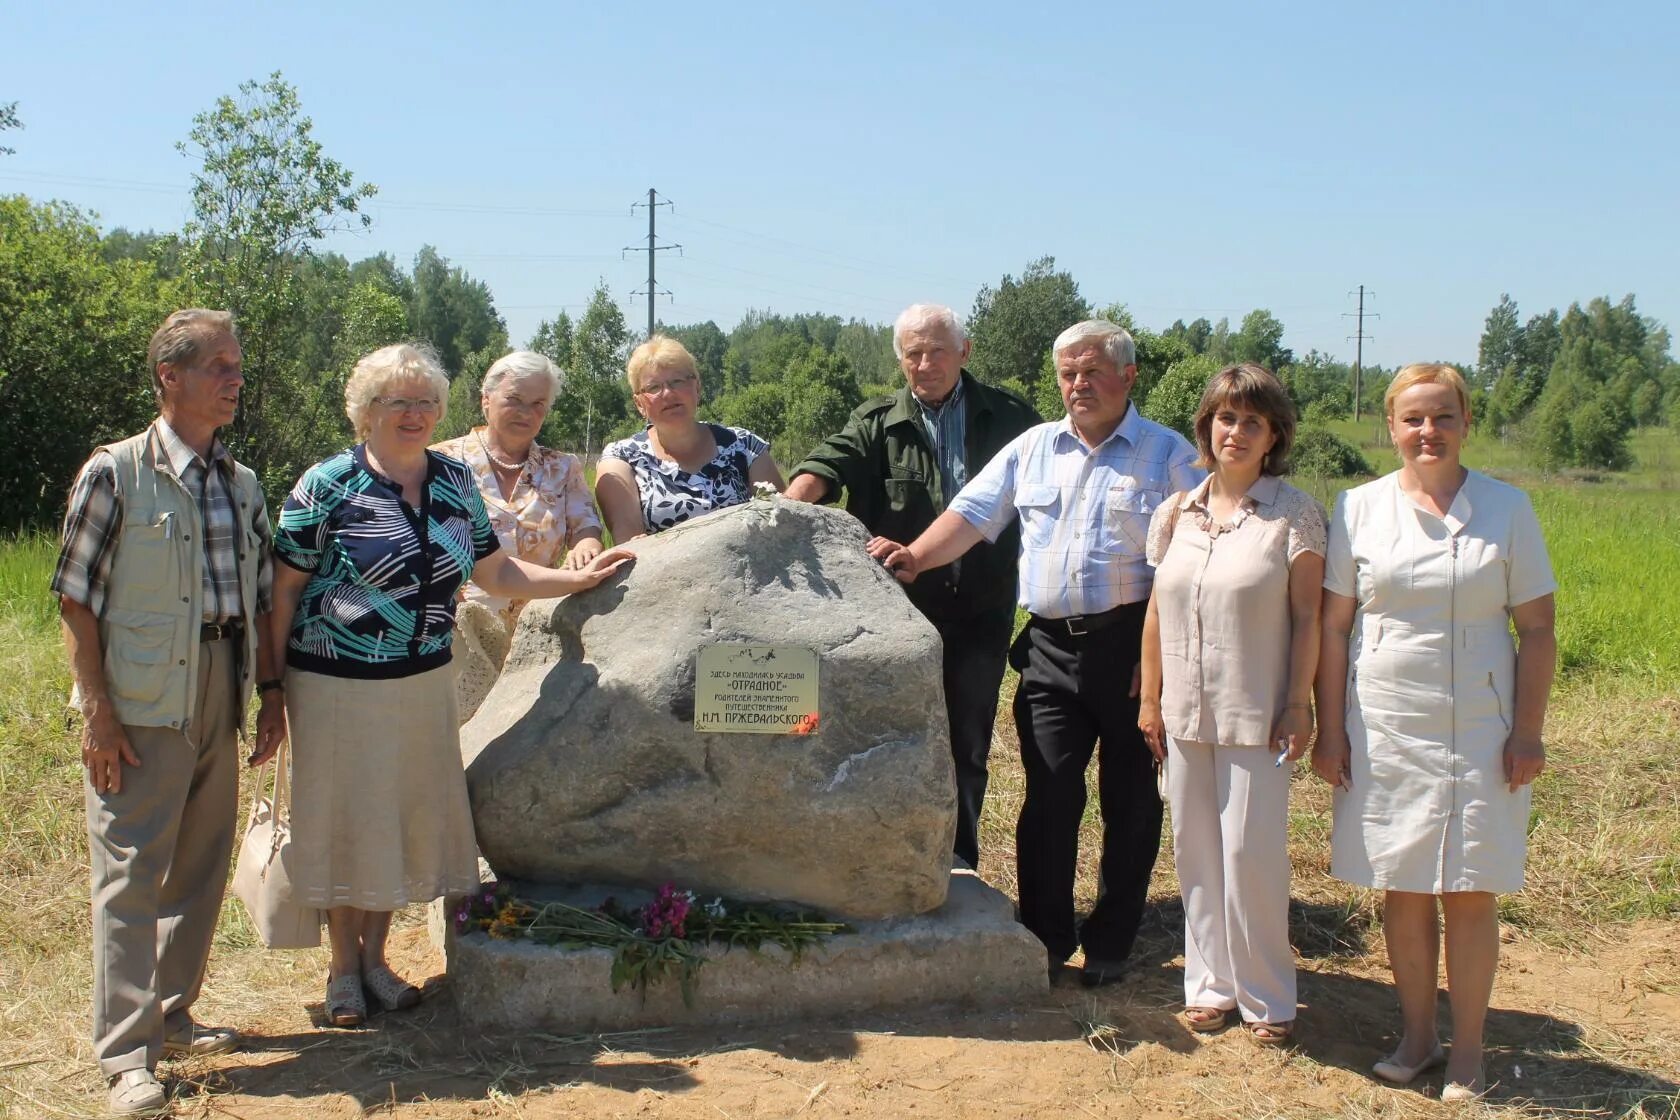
left=281, top=665, right=481, bottom=910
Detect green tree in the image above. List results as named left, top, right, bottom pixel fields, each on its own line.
left=1281, top=350, right=1353, bottom=418
left=966, top=256, right=1090, bottom=399
left=177, top=71, right=377, bottom=492
left=660, top=319, right=728, bottom=403
left=1143, top=354, right=1220, bottom=438
left=1231, top=309, right=1292, bottom=370
left=781, top=345, right=862, bottom=461
left=1164, top=317, right=1213, bottom=355
left=0, top=197, right=180, bottom=526
left=710, top=382, right=787, bottom=444
left=834, top=319, right=897, bottom=391
left=549, top=282, right=630, bottom=457
left=407, top=245, right=507, bottom=377
left=1133, top=328, right=1191, bottom=407
left=1477, top=294, right=1522, bottom=387
left=529, top=311, right=575, bottom=368
left=0, top=101, right=20, bottom=155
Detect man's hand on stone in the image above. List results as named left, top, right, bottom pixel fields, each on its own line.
left=866, top=537, right=918, bottom=584
left=82, top=715, right=139, bottom=795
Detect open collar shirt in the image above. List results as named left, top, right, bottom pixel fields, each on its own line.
left=913, top=375, right=969, bottom=507
left=52, top=418, right=271, bottom=623
left=947, top=404, right=1203, bottom=618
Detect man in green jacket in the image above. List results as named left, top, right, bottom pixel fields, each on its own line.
left=786, top=303, right=1039, bottom=870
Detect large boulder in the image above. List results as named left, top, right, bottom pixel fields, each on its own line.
left=460, top=498, right=956, bottom=920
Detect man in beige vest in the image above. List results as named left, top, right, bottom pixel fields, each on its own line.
left=52, top=309, right=286, bottom=1117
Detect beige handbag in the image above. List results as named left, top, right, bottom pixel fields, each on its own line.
left=232, top=736, right=322, bottom=948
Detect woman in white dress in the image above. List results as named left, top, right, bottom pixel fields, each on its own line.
left=1314, top=363, right=1557, bottom=1100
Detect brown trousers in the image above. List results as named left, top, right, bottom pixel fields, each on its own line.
left=85, top=637, right=239, bottom=1078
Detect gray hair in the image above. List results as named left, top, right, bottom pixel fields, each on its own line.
left=344, top=342, right=450, bottom=439
left=147, top=309, right=237, bottom=405
left=892, top=303, right=967, bottom=359
left=1053, top=319, right=1137, bottom=369
left=481, top=350, right=564, bottom=407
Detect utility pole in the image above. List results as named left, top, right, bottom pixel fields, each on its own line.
left=624, top=188, right=680, bottom=339
left=1344, top=286, right=1378, bottom=422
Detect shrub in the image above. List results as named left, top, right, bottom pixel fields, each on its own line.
left=1291, top=427, right=1373, bottom=478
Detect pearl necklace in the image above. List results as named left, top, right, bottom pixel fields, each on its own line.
left=478, top=430, right=529, bottom=473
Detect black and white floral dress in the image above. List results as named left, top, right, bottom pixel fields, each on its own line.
left=601, top=423, right=769, bottom=534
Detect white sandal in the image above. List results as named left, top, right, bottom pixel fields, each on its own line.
left=362, top=965, right=422, bottom=1012
left=325, top=973, right=366, bottom=1027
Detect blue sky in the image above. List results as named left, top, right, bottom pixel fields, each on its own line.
left=5, top=1, right=1677, bottom=370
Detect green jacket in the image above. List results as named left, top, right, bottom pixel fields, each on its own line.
left=791, top=372, right=1040, bottom=625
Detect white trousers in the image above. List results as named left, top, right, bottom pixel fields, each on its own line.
left=1166, top=736, right=1296, bottom=1024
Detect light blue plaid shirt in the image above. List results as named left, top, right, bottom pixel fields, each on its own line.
left=948, top=405, right=1203, bottom=618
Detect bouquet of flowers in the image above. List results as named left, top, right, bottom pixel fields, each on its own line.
left=455, top=881, right=852, bottom=1005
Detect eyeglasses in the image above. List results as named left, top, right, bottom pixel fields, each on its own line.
left=638, top=374, right=696, bottom=397
left=374, top=396, right=441, bottom=415
left=494, top=395, right=549, bottom=415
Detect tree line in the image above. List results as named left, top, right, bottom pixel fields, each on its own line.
left=3, top=75, right=1674, bottom=529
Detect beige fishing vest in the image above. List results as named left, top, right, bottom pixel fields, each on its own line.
left=92, top=426, right=264, bottom=731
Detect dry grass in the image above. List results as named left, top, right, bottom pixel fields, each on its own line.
left=3, top=536, right=1678, bottom=1118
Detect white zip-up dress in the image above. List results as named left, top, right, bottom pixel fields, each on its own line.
left=1324, top=470, right=1556, bottom=894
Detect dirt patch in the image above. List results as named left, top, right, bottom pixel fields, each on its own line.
left=77, top=912, right=1675, bottom=1120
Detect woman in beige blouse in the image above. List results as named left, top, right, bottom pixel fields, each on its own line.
left=1139, top=363, right=1326, bottom=1045
left=433, top=351, right=604, bottom=717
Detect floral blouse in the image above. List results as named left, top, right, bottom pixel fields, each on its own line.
left=600, top=423, right=768, bottom=534
left=431, top=428, right=602, bottom=629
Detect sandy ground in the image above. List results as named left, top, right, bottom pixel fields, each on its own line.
left=111, top=907, right=1679, bottom=1120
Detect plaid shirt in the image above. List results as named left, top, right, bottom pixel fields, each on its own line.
left=51, top=419, right=274, bottom=622
left=948, top=405, right=1204, bottom=618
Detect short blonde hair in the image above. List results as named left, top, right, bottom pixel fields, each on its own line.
left=344, top=342, right=450, bottom=439
left=1192, top=363, right=1297, bottom=475
left=625, top=335, right=698, bottom=394
left=1384, top=362, right=1471, bottom=423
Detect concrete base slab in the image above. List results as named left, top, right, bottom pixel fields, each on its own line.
left=429, top=869, right=1048, bottom=1032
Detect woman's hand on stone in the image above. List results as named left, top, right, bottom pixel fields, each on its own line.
left=576, top=546, right=635, bottom=586
left=562, top=537, right=603, bottom=570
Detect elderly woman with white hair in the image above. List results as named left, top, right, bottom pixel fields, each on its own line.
left=595, top=334, right=784, bottom=541
left=432, top=351, right=604, bottom=717
left=270, top=343, right=633, bottom=1028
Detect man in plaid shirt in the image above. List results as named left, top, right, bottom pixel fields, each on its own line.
left=52, top=309, right=286, bottom=1117
left=875, top=320, right=1203, bottom=989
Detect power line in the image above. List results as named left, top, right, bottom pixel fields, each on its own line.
left=623, top=188, right=680, bottom=340
left=1344, top=285, right=1379, bottom=421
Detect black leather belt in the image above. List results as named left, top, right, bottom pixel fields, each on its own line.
left=1031, top=604, right=1130, bottom=638
left=199, top=620, right=243, bottom=642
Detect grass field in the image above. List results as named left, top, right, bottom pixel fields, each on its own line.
left=1, top=431, right=1677, bottom=1119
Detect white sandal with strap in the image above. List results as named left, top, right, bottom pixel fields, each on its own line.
left=362, top=965, right=422, bottom=1012
left=325, top=973, right=366, bottom=1027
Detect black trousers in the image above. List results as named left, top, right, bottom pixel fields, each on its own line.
left=934, top=608, right=1015, bottom=870
left=1011, top=601, right=1162, bottom=965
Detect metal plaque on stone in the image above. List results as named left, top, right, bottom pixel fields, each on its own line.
left=693, top=643, right=820, bottom=735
